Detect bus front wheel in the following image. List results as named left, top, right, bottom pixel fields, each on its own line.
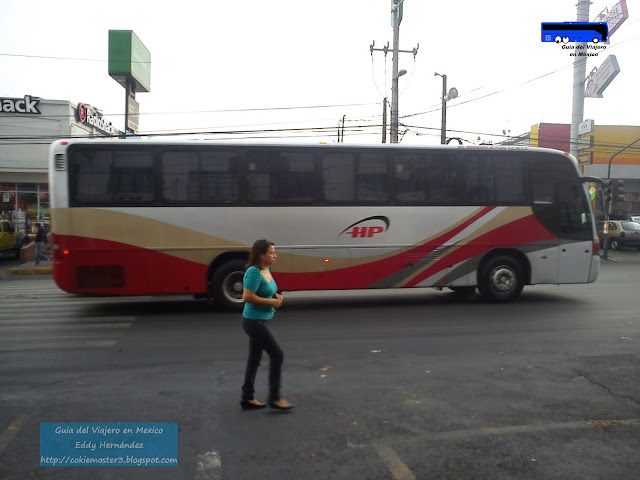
left=478, top=255, right=524, bottom=302
left=211, top=259, right=246, bottom=311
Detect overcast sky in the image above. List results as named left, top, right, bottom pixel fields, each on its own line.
left=1, top=0, right=638, bottom=145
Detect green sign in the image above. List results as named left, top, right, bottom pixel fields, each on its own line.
left=108, top=30, right=151, bottom=93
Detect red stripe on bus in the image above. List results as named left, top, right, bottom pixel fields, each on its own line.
left=276, top=206, right=498, bottom=290
left=52, top=235, right=208, bottom=295
left=404, top=213, right=557, bottom=287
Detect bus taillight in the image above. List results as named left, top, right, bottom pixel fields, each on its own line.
left=592, top=240, right=600, bottom=255
left=52, top=246, right=70, bottom=260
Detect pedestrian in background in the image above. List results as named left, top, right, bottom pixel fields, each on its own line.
left=33, top=222, right=49, bottom=265
left=240, top=239, right=294, bottom=411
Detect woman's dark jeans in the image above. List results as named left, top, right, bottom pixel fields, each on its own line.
left=241, top=318, right=284, bottom=402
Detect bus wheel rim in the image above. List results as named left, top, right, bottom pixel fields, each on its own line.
left=223, top=273, right=244, bottom=303
left=491, top=266, right=515, bottom=292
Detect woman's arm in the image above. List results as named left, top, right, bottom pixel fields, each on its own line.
left=243, top=289, right=282, bottom=309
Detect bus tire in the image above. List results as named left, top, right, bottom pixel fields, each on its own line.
left=478, top=255, right=524, bottom=302
left=211, top=259, right=246, bottom=311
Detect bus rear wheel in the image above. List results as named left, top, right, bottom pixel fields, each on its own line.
left=478, top=255, right=524, bottom=302
left=211, top=259, right=246, bottom=311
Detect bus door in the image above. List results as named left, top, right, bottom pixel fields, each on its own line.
left=531, top=177, right=594, bottom=284
left=555, top=182, right=594, bottom=283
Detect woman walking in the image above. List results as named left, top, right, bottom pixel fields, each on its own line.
left=240, top=239, right=294, bottom=411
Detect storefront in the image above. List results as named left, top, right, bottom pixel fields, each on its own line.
left=0, top=183, right=49, bottom=233
left=0, top=95, right=121, bottom=233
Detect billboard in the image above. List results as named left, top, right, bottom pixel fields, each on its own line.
left=108, top=30, right=151, bottom=93
left=594, top=0, right=629, bottom=39
left=584, top=55, right=620, bottom=98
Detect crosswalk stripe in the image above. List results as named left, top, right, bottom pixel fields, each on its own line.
left=0, top=298, right=152, bottom=309
left=1, top=322, right=132, bottom=332
left=0, top=316, right=137, bottom=326
left=0, top=340, right=118, bottom=352
left=0, top=277, right=142, bottom=351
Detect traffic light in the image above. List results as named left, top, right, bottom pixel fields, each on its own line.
left=612, top=179, right=625, bottom=203
left=602, top=179, right=612, bottom=206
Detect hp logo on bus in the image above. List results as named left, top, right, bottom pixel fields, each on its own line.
left=339, top=216, right=390, bottom=238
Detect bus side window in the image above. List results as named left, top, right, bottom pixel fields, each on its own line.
left=161, top=151, right=200, bottom=202
left=73, top=150, right=114, bottom=204
left=494, top=156, right=525, bottom=204
left=322, top=153, right=355, bottom=203
left=557, top=183, right=590, bottom=235
left=463, top=155, right=493, bottom=204
left=274, top=152, right=315, bottom=203
left=357, top=153, right=388, bottom=203
left=247, top=154, right=271, bottom=203
left=394, top=153, right=426, bottom=203
left=531, top=182, right=553, bottom=205
left=113, top=151, right=153, bottom=203
left=201, top=152, right=239, bottom=204
left=425, top=156, right=459, bottom=204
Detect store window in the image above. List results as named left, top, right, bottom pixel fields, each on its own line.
left=0, top=183, right=49, bottom=234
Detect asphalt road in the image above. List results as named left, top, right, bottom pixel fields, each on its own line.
left=0, top=257, right=639, bottom=479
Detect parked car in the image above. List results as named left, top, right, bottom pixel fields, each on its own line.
left=597, top=220, right=640, bottom=250
left=0, top=219, right=28, bottom=258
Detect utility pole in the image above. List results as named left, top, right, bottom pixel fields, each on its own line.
left=337, top=115, right=346, bottom=142
left=390, top=1, right=401, bottom=144
left=570, top=0, right=590, bottom=158
left=439, top=74, right=447, bottom=145
left=370, top=0, right=418, bottom=143
left=382, top=98, right=387, bottom=143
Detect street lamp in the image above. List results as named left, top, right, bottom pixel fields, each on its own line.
left=434, top=73, right=458, bottom=145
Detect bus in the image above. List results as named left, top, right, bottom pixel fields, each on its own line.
left=541, top=22, right=608, bottom=43
left=49, top=140, right=600, bottom=309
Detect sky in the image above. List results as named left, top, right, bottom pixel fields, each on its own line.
left=1, top=0, right=639, bottom=145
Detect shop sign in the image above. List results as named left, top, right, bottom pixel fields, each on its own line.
left=76, top=103, right=118, bottom=135
left=584, top=55, right=620, bottom=98
left=1, top=95, right=41, bottom=114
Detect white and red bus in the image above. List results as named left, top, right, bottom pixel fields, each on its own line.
left=49, top=140, right=599, bottom=309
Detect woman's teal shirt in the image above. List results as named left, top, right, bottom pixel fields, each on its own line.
left=242, top=266, right=278, bottom=320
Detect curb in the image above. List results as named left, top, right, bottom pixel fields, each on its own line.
left=7, top=267, right=53, bottom=275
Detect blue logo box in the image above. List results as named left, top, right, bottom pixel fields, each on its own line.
left=40, top=423, right=178, bottom=467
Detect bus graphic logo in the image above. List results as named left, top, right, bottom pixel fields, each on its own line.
left=541, top=22, right=608, bottom=44
left=340, top=216, right=390, bottom=238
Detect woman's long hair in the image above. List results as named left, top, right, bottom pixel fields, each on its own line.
left=246, top=239, right=274, bottom=270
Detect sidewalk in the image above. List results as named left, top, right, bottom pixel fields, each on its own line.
left=7, top=262, right=53, bottom=275
left=0, top=256, right=53, bottom=277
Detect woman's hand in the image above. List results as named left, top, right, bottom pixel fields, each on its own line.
left=272, top=293, right=283, bottom=309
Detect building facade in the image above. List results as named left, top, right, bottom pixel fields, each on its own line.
left=0, top=95, right=120, bottom=233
